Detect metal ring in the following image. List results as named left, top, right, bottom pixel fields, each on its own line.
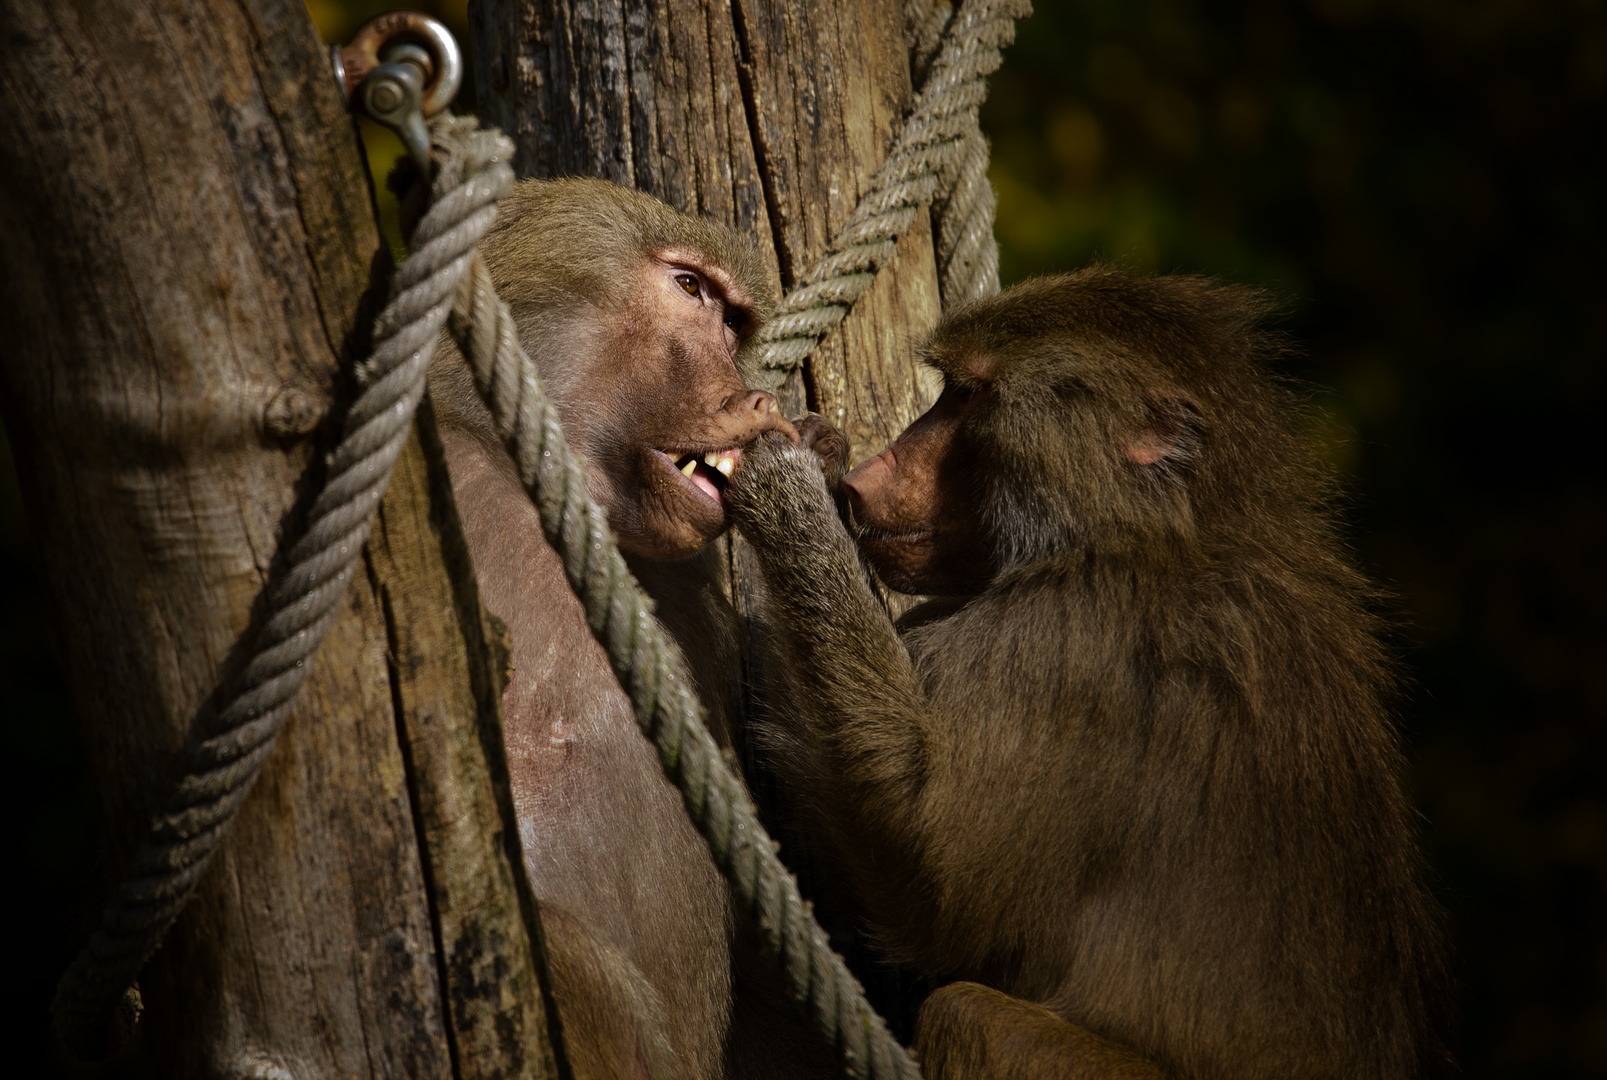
left=333, top=11, right=463, bottom=118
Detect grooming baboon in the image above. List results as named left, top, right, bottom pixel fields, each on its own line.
left=728, top=269, right=1448, bottom=1079
left=429, top=178, right=802, bottom=1080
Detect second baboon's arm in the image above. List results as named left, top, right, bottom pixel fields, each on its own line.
left=727, top=432, right=933, bottom=874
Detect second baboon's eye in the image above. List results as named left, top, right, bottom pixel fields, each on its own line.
left=676, top=273, right=701, bottom=298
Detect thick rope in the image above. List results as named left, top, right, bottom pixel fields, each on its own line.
left=752, top=0, right=1030, bottom=387
left=49, top=114, right=509, bottom=1064
left=434, top=115, right=920, bottom=1080
left=905, top=0, right=953, bottom=84
left=907, top=0, right=1006, bottom=309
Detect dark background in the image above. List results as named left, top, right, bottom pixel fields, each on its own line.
left=6, top=0, right=1604, bottom=1075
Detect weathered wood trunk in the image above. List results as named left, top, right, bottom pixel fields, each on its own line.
left=0, top=1, right=558, bottom=1076
left=470, top=0, right=943, bottom=605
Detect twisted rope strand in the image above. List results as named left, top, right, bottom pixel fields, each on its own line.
left=49, top=113, right=507, bottom=1064
left=752, top=0, right=1029, bottom=385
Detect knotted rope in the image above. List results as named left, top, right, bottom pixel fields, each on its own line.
left=49, top=107, right=510, bottom=1064
left=752, top=0, right=1030, bottom=387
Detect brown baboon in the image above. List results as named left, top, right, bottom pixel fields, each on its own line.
left=915, top=982, right=1166, bottom=1080
left=727, top=268, right=1449, bottom=1079
left=429, top=177, right=802, bottom=1080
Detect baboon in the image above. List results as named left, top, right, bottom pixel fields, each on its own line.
left=429, top=177, right=800, bottom=1080
left=727, top=269, right=1449, bottom=1079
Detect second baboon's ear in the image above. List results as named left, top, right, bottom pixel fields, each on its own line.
left=1125, top=394, right=1199, bottom=466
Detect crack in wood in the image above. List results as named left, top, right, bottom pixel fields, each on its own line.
left=728, top=0, right=796, bottom=293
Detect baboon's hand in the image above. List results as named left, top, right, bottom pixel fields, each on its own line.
left=727, top=429, right=839, bottom=550
left=795, top=414, right=850, bottom=493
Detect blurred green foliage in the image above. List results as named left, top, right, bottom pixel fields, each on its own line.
left=4, top=1, right=1603, bottom=1077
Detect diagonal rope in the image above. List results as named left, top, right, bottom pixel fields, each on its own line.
left=49, top=113, right=510, bottom=1066
left=751, top=0, right=1031, bottom=388
left=432, top=114, right=921, bottom=1080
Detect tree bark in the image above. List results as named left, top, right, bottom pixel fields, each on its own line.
left=470, top=0, right=941, bottom=616
left=0, top=1, right=558, bottom=1076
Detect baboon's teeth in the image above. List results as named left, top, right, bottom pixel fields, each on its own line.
left=704, top=449, right=737, bottom=477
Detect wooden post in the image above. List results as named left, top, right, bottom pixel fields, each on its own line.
left=0, top=1, right=559, bottom=1076
left=470, top=0, right=944, bottom=608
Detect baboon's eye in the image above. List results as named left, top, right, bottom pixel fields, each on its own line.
left=676, top=273, right=701, bottom=298
left=724, top=309, right=746, bottom=331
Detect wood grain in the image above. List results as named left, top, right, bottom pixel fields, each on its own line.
left=0, top=1, right=558, bottom=1075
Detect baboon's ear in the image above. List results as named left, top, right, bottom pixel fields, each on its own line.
left=1125, top=394, right=1199, bottom=466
